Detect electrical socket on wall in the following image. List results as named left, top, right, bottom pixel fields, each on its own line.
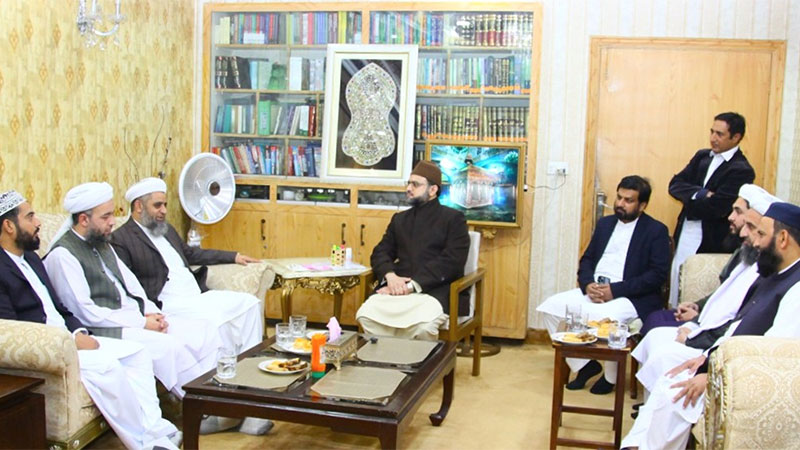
left=547, top=161, right=568, bottom=176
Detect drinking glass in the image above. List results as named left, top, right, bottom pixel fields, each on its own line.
left=607, top=323, right=629, bottom=349
left=216, top=346, right=237, bottom=379
left=290, top=315, right=307, bottom=338
left=276, top=322, right=292, bottom=348
left=565, top=303, right=582, bottom=332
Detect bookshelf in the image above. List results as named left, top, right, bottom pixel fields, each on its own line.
left=201, top=2, right=541, bottom=339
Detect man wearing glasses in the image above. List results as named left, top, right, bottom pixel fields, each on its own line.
left=356, top=161, right=470, bottom=340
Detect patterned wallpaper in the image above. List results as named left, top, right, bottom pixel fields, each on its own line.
left=0, top=0, right=195, bottom=231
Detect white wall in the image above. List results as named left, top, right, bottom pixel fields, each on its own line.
left=191, top=0, right=800, bottom=331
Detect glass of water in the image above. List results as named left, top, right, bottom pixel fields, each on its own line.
left=276, top=322, right=292, bottom=349
left=565, top=303, right=583, bottom=332
left=607, top=323, right=628, bottom=349
left=289, top=315, right=307, bottom=338
left=216, top=346, right=237, bottom=379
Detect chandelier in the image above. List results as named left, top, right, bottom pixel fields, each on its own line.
left=76, top=0, right=125, bottom=50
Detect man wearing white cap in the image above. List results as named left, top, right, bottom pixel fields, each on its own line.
left=622, top=201, right=800, bottom=450
left=0, top=190, right=181, bottom=450
left=43, top=182, right=221, bottom=399
left=110, top=177, right=274, bottom=436
left=110, top=177, right=263, bottom=355
left=631, top=184, right=779, bottom=397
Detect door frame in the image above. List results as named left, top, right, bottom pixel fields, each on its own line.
left=581, top=37, right=786, bottom=251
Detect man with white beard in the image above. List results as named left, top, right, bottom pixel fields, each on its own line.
left=110, top=177, right=272, bottom=436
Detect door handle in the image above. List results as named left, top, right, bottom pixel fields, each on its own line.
left=595, top=191, right=608, bottom=225
left=360, top=224, right=365, bottom=246
left=260, top=218, right=267, bottom=251
left=341, top=223, right=346, bottom=246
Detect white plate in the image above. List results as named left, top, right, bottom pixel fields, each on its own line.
left=552, top=331, right=598, bottom=345
left=306, top=330, right=329, bottom=340
left=277, top=342, right=312, bottom=355
left=587, top=327, right=629, bottom=341
left=258, top=358, right=309, bottom=375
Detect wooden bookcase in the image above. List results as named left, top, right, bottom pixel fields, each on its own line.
left=201, top=2, right=542, bottom=338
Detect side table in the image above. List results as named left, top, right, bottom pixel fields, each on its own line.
left=265, top=258, right=371, bottom=323
left=549, top=339, right=630, bottom=449
left=0, top=374, right=46, bottom=449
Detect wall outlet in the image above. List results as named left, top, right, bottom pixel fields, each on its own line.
left=547, top=161, right=568, bottom=176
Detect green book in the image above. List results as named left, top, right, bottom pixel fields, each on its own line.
left=257, top=100, right=272, bottom=135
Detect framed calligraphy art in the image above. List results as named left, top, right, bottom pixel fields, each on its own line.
left=321, top=44, right=418, bottom=185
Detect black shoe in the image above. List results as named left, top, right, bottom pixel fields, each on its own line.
left=566, top=360, right=602, bottom=390
left=632, top=402, right=643, bottom=410
left=590, top=377, right=615, bottom=395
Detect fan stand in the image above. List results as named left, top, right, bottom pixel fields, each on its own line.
left=187, top=221, right=203, bottom=247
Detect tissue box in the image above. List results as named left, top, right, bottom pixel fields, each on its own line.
left=323, top=331, right=358, bottom=370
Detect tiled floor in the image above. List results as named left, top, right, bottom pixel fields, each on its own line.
left=89, top=341, right=640, bottom=449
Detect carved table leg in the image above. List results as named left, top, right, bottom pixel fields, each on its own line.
left=429, top=367, right=454, bottom=425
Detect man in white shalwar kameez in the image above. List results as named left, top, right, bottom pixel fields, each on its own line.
left=622, top=202, right=800, bottom=450
left=633, top=185, right=778, bottom=393
left=0, top=190, right=181, bottom=450
left=43, top=182, right=221, bottom=400
left=110, top=177, right=272, bottom=435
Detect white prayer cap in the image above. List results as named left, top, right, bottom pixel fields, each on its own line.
left=738, top=184, right=780, bottom=215
left=63, top=182, right=114, bottom=214
left=125, top=177, right=167, bottom=203
left=0, top=190, right=25, bottom=216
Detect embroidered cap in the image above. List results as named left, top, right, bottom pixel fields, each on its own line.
left=410, top=160, right=442, bottom=187
left=125, top=177, right=167, bottom=203
left=0, top=190, right=25, bottom=217
left=765, top=202, right=800, bottom=230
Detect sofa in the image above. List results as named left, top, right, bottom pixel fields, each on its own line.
left=679, top=253, right=800, bottom=449
left=0, top=213, right=274, bottom=450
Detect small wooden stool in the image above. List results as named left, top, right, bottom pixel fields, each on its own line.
left=549, top=339, right=630, bottom=449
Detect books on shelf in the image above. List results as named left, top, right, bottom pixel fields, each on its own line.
left=288, top=11, right=361, bottom=45
left=418, top=55, right=531, bottom=95
left=370, top=11, right=533, bottom=48
left=288, top=57, right=325, bottom=91
left=214, top=12, right=287, bottom=44
left=415, top=104, right=528, bottom=142
left=214, top=101, right=255, bottom=135
left=211, top=143, right=321, bottom=177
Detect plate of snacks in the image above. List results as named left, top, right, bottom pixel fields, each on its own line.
left=280, top=337, right=312, bottom=355
left=552, top=331, right=598, bottom=345
left=587, top=318, right=618, bottom=340
left=306, top=330, right=329, bottom=340
left=258, top=358, right=309, bottom=375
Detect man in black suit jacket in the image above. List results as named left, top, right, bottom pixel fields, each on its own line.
left=668, top=112, right=756, bottom=306
left=537, top=176, right=670, bottom=394
left=0, top=190, right=182, bottom=449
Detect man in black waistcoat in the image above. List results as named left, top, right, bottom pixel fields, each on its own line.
left=622, top=201, right=800, bottom=449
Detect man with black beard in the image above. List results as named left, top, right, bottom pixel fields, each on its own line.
left=537, top=175, right=670, bottom=394
left=621, top=201, right=800, bottom=450
left=356, top=161, right=470, bottom=341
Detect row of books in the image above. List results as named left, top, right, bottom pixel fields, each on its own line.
left=414, top=105, right=528, bottom=142
left=288, top=57, right=325, bottom=91
left=370, top=12, right=533, bottom=47
left=417, top=55, right=532, bottom=95
left=214, top=103, right=254, bottom=134
left=288, top=12, right=362, bottom=45
left=212, top=143, right=322, bottom=177
left=214, top=13, right=287, bottom=45
left=214, top=56, right=287, bottom=90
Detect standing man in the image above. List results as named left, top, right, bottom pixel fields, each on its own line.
left=537, top=176, right=670, bottom=394
left=0, top=190, right=182, bottom=450
left=668, top=112, right=755, bottom=306
left=356, top=160, right=470, bottom=341
left=110, top=177, right=265, bottom=356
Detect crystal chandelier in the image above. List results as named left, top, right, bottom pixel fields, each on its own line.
left=76, top=0, right=125, bottom=50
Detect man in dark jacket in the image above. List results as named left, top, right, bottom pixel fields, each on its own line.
left=537, top=175, right=670, bottom=394
left=356, top=161, right=470, bottom=341
left=667, top=112, right=755, bottom=306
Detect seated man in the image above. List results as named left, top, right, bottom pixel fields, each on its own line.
left=0, top=190, right=181, bottom=450
left=639, top=184, right=773, bottom=335
left=110, top=177, right=263, bottom=358
left=622, top=201, right=800, bottom=450
left=633, top=187, right=777, bottom=393
left=356, top=161, right=470, bottom=341
left=537, top=175, right=670, bottom=394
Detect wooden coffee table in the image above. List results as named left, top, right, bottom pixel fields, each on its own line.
left=182, top=336, right=456, bottom=449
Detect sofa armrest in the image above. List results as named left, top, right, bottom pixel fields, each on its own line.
left=705, top=336, right=800, bottom=449
left=0, top=319, right=77, bottom=376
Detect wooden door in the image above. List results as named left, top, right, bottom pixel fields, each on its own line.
left=354, top=214, right=393, bottom=265
left=197, top=207, right=269, bottom=258
left=581, top=38, right=785, bottom=250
